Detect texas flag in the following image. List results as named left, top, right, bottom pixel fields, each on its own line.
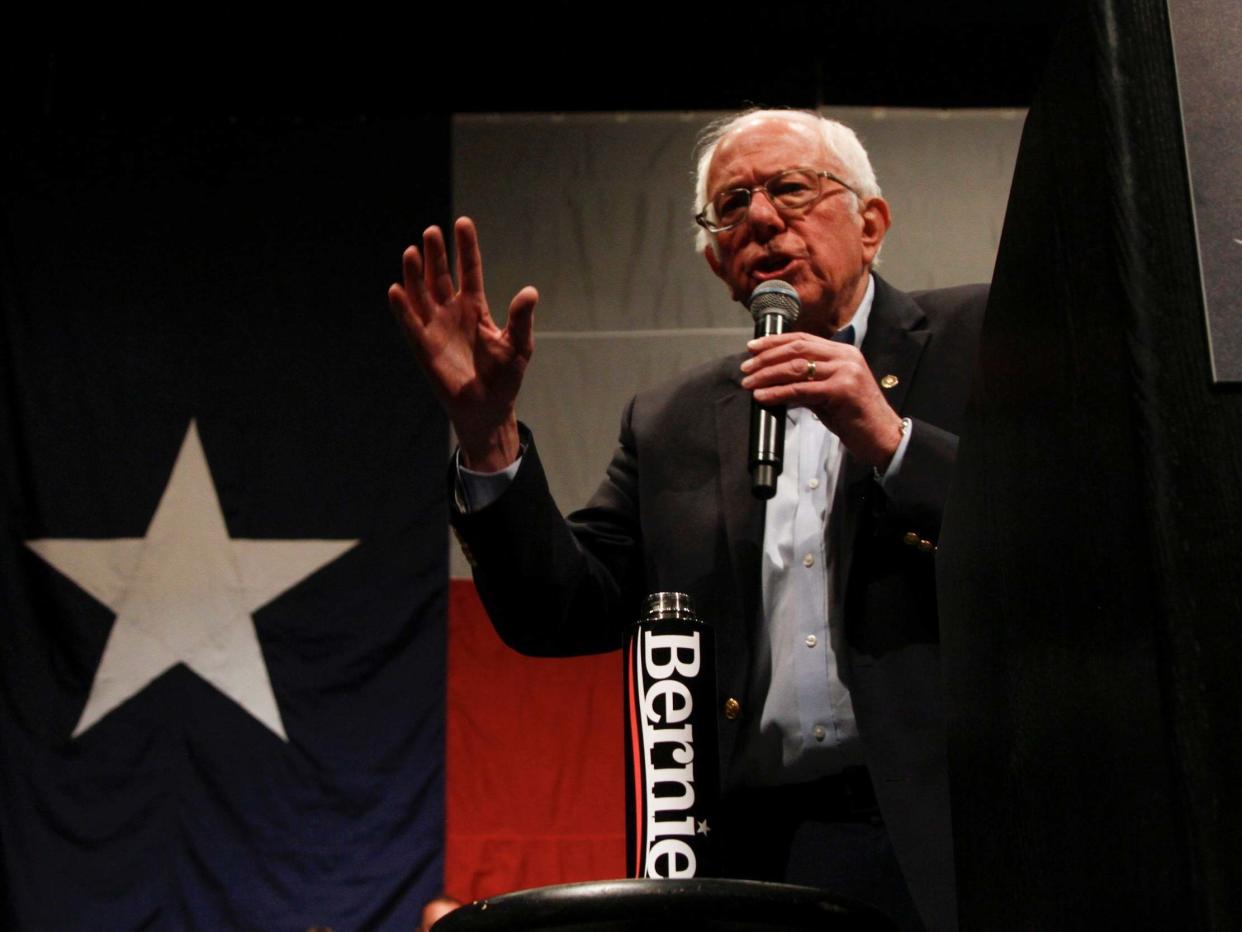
left=0, top=116, right=458, bottom=930
left=0, top=113, right=631, bottom=931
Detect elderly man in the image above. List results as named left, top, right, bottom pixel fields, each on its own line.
left=390, top=109, right=986, bottom=932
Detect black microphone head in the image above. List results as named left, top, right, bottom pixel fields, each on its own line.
left=747, top=280, right=801, bottom=323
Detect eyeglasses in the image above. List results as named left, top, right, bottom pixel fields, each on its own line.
left=695, top=168, right=860, bottom=234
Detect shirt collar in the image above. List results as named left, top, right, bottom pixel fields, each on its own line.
left=840, top=273, right=875, bottom=348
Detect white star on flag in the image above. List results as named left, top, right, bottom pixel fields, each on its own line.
left=26, top=421, right=358, bottom=741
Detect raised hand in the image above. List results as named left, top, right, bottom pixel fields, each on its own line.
left=388, top=217, right=539, bottom=472
left=740, top=332, right=905, bottom=469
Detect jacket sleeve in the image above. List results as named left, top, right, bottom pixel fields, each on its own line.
left=874, top=282, right=989, bottom=550
left=449, top=413, right=646, bottom=657
left=878, top=418, right=958, bottom=548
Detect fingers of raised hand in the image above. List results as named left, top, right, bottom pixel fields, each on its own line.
left=454, top=217, right=486, bottom=296
left=400, top=243, right=423, bottom=291
left=422, top=225, right=455, bottom=304
left=387, top=278, right=415, bottom=329
left=390, top=245, right=428, bottom=323
left=506, top=285, right=540, bottom=360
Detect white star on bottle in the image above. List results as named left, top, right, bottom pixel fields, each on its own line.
left=26, top=421, right=358, bottom=741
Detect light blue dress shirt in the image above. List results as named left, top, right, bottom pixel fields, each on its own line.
left=738, top=275, right=912, bottom=785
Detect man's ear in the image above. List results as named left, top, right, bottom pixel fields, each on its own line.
left=859, top=196, right=892, bottom=264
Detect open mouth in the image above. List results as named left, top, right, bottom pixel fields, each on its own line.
left=752, top=253, right=797, bottom=279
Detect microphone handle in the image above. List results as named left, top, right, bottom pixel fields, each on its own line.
left=748, top=312, right=789, bottom=499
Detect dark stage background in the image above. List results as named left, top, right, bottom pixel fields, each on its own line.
left=12, top=6, right=1174, bottom=931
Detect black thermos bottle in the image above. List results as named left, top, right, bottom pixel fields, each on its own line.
left=624, top=591, right=720, bottom=878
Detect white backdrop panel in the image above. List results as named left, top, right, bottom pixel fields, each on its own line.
left=450, top=109, right=1023, bottom=578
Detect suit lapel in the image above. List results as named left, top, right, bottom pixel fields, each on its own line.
left=836, top=276, right=931, bottom=596
left=715, top=359, right=765, bottom=635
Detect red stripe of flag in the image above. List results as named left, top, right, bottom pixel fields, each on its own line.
left=445, top=579, right=625, bottom=900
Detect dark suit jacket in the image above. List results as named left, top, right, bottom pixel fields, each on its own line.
left=453, top=275, right=988, bottom=931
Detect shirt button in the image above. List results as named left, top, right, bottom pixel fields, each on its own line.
left=813, top=725, right=827, bottom=741
left=802, top=553, right=815, bottom=567
left=804, top=634, right=817, bottom=648
left=808, top=478, right=820, bottom=490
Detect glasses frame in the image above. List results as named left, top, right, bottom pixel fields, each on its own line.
left=695, top=169, right=861, bottom=234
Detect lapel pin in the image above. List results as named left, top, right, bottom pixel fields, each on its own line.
left=880, top=374, right=899, bottom=389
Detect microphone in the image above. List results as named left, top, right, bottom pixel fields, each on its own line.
left=746, top=281, right=801, bottom=499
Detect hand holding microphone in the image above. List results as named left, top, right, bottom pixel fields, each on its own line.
left=743, top=282, right=905, bottom=480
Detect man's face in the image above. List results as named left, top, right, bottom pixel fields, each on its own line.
left=703, top=116, right=889, bottom=334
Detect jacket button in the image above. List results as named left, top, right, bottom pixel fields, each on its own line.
left=880, top=374, right=900, bottom=389
left=903, top=531, right=919, bottom=546
left=723, top=698, right=741, bottom=720
left=917, top=539, right=936, bottom=553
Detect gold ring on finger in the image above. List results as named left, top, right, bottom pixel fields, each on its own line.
left=804, top=360, right=817, bottom=381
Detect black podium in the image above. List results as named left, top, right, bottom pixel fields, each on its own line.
left=435, top=879, right=896, bottom=931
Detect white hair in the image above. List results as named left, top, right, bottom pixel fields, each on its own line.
left=692, top=109, right=882, bottom=255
